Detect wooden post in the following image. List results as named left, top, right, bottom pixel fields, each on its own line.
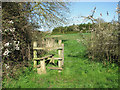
left=58, top=40, right=62, bottom=72
left=58, top=39, right=62, bottom=45
left=52, top=56, right=54, bottom=64
left=37, top=59, right=46, bottom=74
left=33, top=41, right=37, bottom=68
left=62, top=44, right=64, bottom=66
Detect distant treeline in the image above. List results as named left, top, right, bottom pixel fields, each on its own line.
left=52, top=23, right=93, bottom=34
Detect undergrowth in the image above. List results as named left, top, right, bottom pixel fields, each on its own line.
left=3, top=34, right=118, bottom=88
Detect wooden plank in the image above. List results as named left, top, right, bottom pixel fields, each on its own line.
left=52, top=56, right=54, bottom=63
left=57, top=47, right=63, bottom=50
left=62, top=44, right=64, bottom=66
left=42, top=55, right=53, bottom=60
left=34, top=54, right=54, bottom=61
left=58, top=40, right=62, bottom=45
left=41, top=59, right=46, bottom=74
left=33, top=41, right=37, bottom=68
left=47, top=58, right=62, bottom=60
left=37, top=59, right=46, bottom=74
left=58, top=40, right=62, bottom=72
left=44, top=54, right=53, bottom=58
left=54, top=58, right=62, bottom=60
left=36, top=64, right=41, bottom=68
left=48, top=67, right=63, bottom=70
left=33, top=47, right=63, bottom=50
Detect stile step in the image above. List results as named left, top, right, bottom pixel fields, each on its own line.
left=48, top=67, right=63, bottom=70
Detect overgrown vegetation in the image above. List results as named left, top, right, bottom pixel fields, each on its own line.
left=2, top=2, right=69, bottom=80
left=3, top=34, right=118, bottom=88
left=52, top=23, right=92, bottom=34
left=2, top=2, right=119, bottom=88
left=2, top=2, right=34, bottom=80
left=78, top=7, right=119, bottom=65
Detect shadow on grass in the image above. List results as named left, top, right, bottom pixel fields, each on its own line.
left=62, top=40, right=68, bottom=43
left=45, top=59, right=57, bottom=66
left=67, top=50, right=88, bottom=59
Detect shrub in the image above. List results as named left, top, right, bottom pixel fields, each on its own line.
left=80, top=19, right=119, bottom=65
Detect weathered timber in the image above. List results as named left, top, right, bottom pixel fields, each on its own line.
left=52, top=55, right=54, bottom=63
left=33, top=41, right=37, bottom=67
left=47, top=58, right=62, bottom=64
left=33, top=54, right=54, bottom=61
left=33, top=47, right=63, bottom=50
left=37, top=59, right=46, bottom=74
left=58, top=40, right=62, bottom=72
left=34, top=57, right=62, bottom=61
left=58, top=39, right=62, bottom=45
left=48, top=67, right=63, bottom=70
left=36, top=64, right=41, bottom=68
left=33, top=39, right=64, bottom=74
left=54, top=58, right=62, bottom=60
left=62, top=44, right=64, bottom=66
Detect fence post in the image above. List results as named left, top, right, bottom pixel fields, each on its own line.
left=33, top=41, right=37, bottom=67
left=62, top=43, right=64, bottom=66
left=58, top=40, right=62, bottom=72
left=37, top=59, right=46, bottom=74
left=52, top=56, right=54, bottom=64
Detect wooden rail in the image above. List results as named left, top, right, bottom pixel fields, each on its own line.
left=33, top=39, right=64, bottom=74
left=33, top=57, right=62, bottom=61
left=33, top=54, right=54, bottom=60
left=33, top=47, right=63, bottom=50
left=48, top=67, right=63, bottom=70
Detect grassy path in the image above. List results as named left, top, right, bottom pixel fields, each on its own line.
left=3, top=34, right=118, bottom=88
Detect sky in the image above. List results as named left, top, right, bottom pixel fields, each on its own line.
left=67, top=2, right=118, bottom=26
left=38, top=1, right=119, bottom=31
left=118, top=1, right=120, bottom=22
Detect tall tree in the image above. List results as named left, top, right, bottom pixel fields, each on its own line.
left=24, top=2, right=69, bottom=29
left=2, top=2, right=69, bottom=78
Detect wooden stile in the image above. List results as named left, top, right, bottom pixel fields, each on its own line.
left=48, top=67, right=63, bottom=70
left=36, top=64, right=41, bottom=68
left=51, top=55, right=54, bottom=63
left=58, top=40, right=62, bottom=72
left=62, top=43, right=64, bottom=66
left=33, top=41, right=37, bottom=67
left=38, top=59, right=46, bottom=74
left=33, top=54, right=54, bottom=60
left=33, top=47, right=63, bottom=50
left=33, top=39, right=64, bottom=74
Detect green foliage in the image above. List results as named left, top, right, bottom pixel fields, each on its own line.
left=2, top=2, right=34, bottom=79
left=2, top=2, right=119, bottom=88
left=79, top=19, right=119, bottom=64
left=52, top=23, right=92, bottom=34
left=2, top=2, right=69, bottom=79
left=27, top=2, right=70, bottom=28
left=3, top=34, right=118, bottom=88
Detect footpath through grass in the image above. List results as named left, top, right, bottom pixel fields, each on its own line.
left=3, top=33, right=118, bottom=88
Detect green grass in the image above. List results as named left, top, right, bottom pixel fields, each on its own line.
left=3, top=33, right=118, bottom=88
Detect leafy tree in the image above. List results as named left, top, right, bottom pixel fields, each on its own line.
left=25, top=2, right=69, bottom=29
left=2, top=2, right=69, bottom=79
left=52, top=23, right=93, bottom=34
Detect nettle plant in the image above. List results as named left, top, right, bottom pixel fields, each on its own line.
left=79, top=7, right=119, bottom=64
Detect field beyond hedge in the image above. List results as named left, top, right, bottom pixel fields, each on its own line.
left=3, top=33, right=118, bottom=88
